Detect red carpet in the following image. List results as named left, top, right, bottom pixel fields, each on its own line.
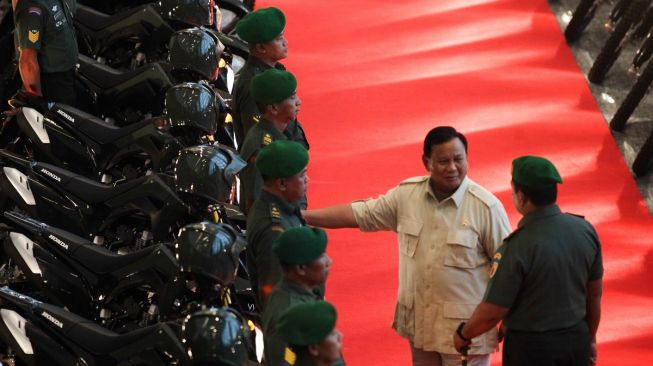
left=257, top=0, right=653, bottom=364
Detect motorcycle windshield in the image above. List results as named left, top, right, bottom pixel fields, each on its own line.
left=166, top=83, right=218, bottom=134
left=177, top=222, right=244, bottom=285
left=174, top=145, right=245, bottom=203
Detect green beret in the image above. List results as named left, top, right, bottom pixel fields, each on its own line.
left=250, top=69, right=297, bottom=105
left=273, top=227, right=327, bottom=265
left=256, top=140, right=308, bottom=178
left=512, top=155, right=562, bottom=188
left=235, top=7, right=285, bottom=44
left=278, top=301, right=337, bottom=346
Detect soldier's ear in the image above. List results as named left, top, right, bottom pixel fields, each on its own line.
left=307, top=344, right=320, bottom=356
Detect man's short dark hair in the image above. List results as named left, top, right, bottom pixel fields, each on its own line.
left=513, top=181, right=557, bottom=206
left=423, top=126, right=468, bottom=156
left=256, top=101, right=272, bottom=113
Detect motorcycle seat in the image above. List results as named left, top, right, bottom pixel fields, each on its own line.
left=34, top=162, right=147, bottom=204
left=74, top=4, right=153, bottom=32
left=73, top=244, right=163, bottom=275
left=37, top=302, right=177, bottom=355
left=77, top=54, right=172, bottom=91
left=54, top=104, right=156, bottom=145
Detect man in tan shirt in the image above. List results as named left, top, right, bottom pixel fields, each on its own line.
left=303, top=126, right=511, bottom=366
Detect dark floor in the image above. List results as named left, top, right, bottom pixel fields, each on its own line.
left=548, top=0, right=653, bottom=215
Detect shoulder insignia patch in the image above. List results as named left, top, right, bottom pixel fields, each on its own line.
left=270, top=204, right=282, bottom=220
left=284, top=347, right=297, bottom=365
left=262, top=133, right=273, bottom=146
left=489, top=251, right=503, bottom=278
left=399, top=176, right=429, bottom=185
left=28, top=30, right=39, bottom=43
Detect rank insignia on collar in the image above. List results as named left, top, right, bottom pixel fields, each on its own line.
left=262, top=133, right=273, bottom=146
left=28, top=30, right=39, bottom=43
left=270, top=205, right=281, bottom=219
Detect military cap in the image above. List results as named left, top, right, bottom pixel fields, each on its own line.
left=235, top=7, right=286, bottom=44
left=512, top=155, right=562, bottom=188
left=251, top=69, right=297, bottom=105
left=256, top=140, right=308, bottom=178
left=278, top=301, right=337, bottom=346
left=273, top=227, right=327, bottom=265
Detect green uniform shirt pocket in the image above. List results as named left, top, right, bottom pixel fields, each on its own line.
left=444, top=229, right=486, bottom=268
left=397, top=218, right=422, bottom=258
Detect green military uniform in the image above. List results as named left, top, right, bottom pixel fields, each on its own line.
left=239, top=117, right=287, bottom=212
left=14, top=0, right=77, bottom=104
left=246, top=190, right=305, bottom=306
left=263, top=279, right=320, bottom=365
left=233, top=56, right=309, bottom=149
left=483, top=156, right=603, bottom=366
left=484, top=205, right=603, bottom=363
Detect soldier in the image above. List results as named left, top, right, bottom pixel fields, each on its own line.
left=246, top=140, right=309, bottom=307
left=453, top=156, right=603, bottom=366
left=278, top=301, right=343, bottom=366
left=239, top=68, right=305, bottom=212
left=263, top=227, right=345, bottom=366
left=13, top=0, right=77, bottom=104
left=233, top=6, right=308, bottom=149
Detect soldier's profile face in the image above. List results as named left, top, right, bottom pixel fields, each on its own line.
left=262, top=32, right=288, bottom=61
left=282, top=168, right=309, bottom=201
left=313, top=328, right=342, bottom=362
left=303, top=253, right=332, bottom=285
left=274, top=92, right=301, bottom=123
left=424, top=137, right=468, bottom=198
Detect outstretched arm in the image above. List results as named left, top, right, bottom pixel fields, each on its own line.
left=303, top=204, right=358, bottom=228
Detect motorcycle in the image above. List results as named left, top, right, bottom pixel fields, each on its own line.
left=0, top=286, right=188, bottom=365
left=0, top=144, right=245, bottom=248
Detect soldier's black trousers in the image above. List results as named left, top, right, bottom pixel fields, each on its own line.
left=504, top=321, right=590, bottom=366
left=41, top=68, right=76, bottom=106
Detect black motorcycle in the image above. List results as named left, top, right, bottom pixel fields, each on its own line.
left=0, top=286, right=188, bottom=365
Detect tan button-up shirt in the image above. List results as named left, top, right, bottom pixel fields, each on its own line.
left=351, top=176, right=511, bottom=354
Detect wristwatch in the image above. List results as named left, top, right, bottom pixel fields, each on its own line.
left=456, top=322, right=472, bottom=342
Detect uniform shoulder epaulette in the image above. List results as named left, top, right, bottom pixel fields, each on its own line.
left=261, top=132, right=273, bottom=147
left=502, top=226, right=525, bottom=242
left=268, top=202, right=283, bottom=224
left=252, top=114, right=260, bottom=124
left=399, top=176, right=429, bottom=185
left=467, top=184, right=498, bottom=207
left=565, top=212, right=586, bottom=219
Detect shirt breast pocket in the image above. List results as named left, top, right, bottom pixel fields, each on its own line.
left=397, top=218, right=422, bottom=258
left=444, top=229, right=486, bottom=268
